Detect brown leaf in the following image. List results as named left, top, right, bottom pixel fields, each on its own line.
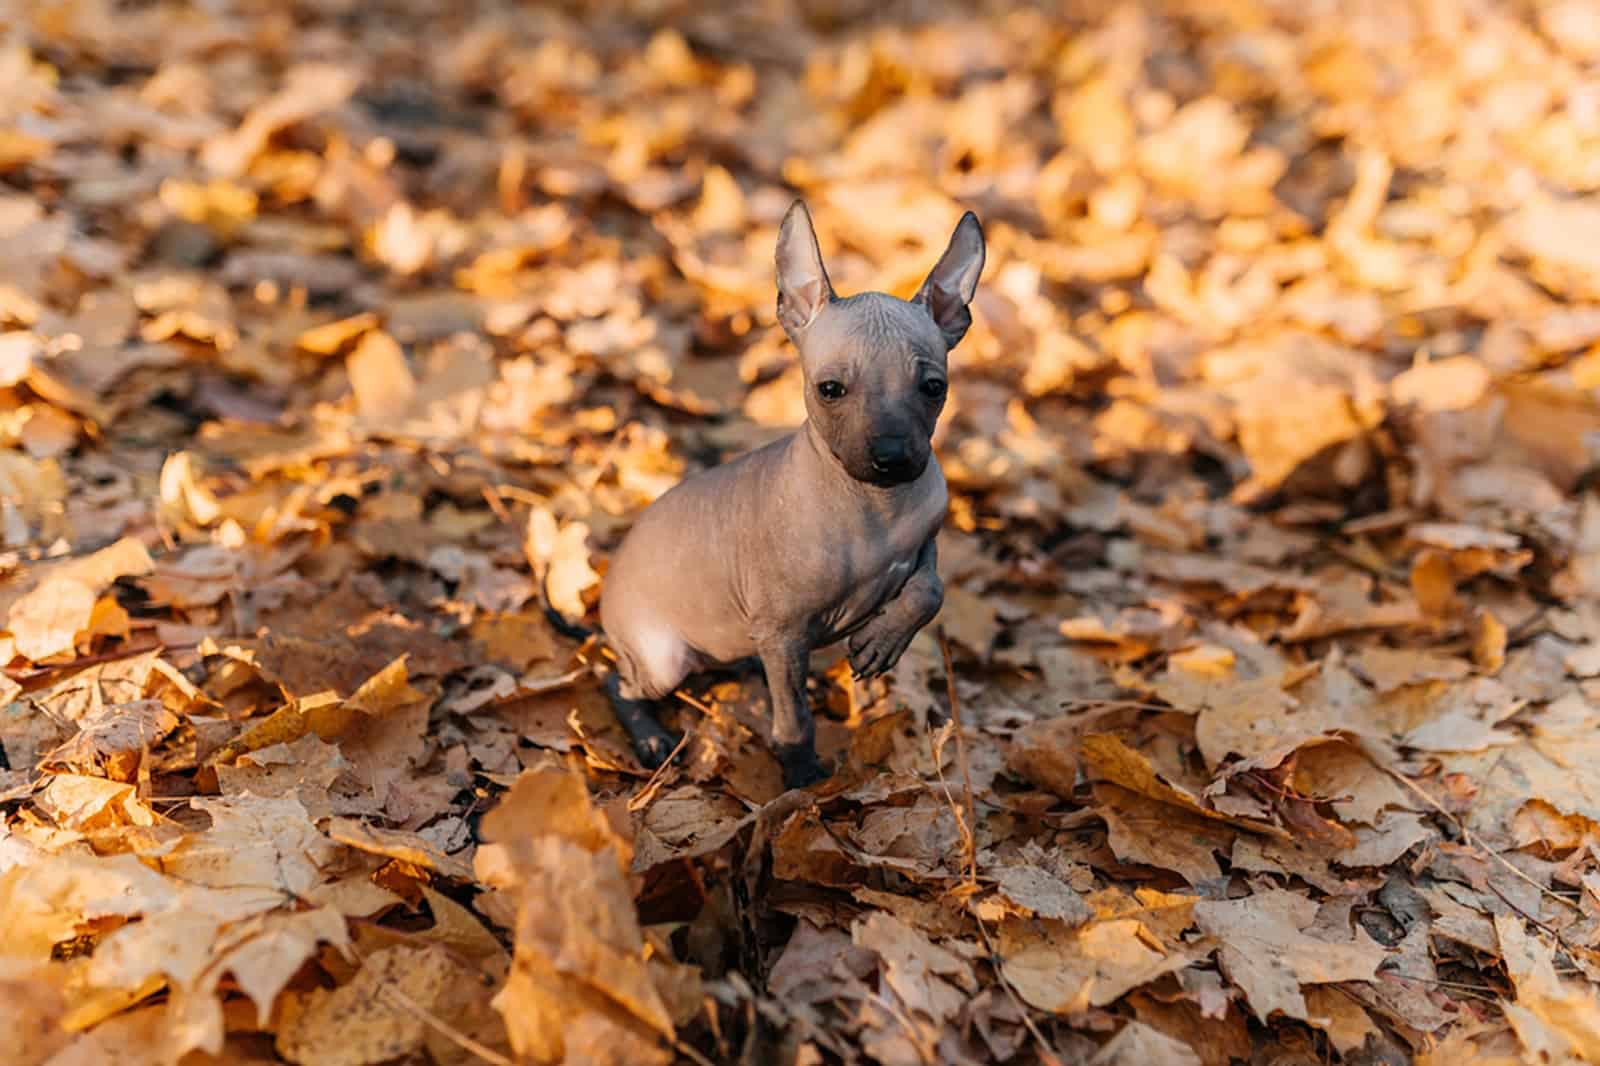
left=997, top=890, right=1208, bottom=1015
left=1089, top=1022, right=1202, bottom=1066
left=1004, top=715, right=1082, bottom=799
left=1193, top=889, right=1389, bottom=1022
left=991, top=863, right=1092, bottom=925
left=4, top=537, right=153, bottom=662
left=477, top=767, right=671, bottom=1064
left=160, top=794, right=341, bottom=896
left=346, top=330, right=417, bottom=423
left=1096, top=783, right=1233, bottom=885
left=524, top=507, right=600, bottom=620
left=1080, top=733, right=1287, bottom=838
left=277, top=944, right=499, bottom=1066
left=40, top=700, right=181, bottom=782
left=325, top=818, right=473, bottom=882
left=1496, top=914, right=1600, bottom=1061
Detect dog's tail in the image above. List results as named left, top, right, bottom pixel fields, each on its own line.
left=537, top=567, right=595, bottom=642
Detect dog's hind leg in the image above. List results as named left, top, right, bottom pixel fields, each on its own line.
left=605, top=672, right=681, bottom=770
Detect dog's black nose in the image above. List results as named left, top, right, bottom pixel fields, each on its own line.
left=869, top=435, right=912, bottom=475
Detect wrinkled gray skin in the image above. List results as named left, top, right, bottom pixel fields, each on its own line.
left=599, top=201, right=985, bottom=789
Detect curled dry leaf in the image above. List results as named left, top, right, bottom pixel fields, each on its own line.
left=324, top=817, right=474, bottom=882
left=3, top=538, right=152, bottom=662
left=524, top=507, right=600, bottom=621
left=39, top=700, right=181, bottom=782
left=477, top=767, right=672, bottom=1064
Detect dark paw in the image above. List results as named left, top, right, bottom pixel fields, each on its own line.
left=775, top=744, right=830, bottom=791
left=633, top=729, right=682, bottom=771
left=847, top=632, right=907, bottom=679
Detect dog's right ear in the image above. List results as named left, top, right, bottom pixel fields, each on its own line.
left=776, top=200, right=835, bottom=338
left=914, top=211, right=985, bottom=350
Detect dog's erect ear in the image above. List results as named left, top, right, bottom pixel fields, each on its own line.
left=776, top=200, right=835, bottom=338
left=913, top=211, right=985, bottom=349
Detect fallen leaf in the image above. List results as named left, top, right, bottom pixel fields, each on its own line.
left=998, top=907, right=1207, bottom=1015
left=524, top=508, right=600, bottom=620
left=160, top=794, right=341, bottom=897
left=1096, top=783, right=1233, bottom=885
left=1080, top=733, right=1286, bottom=837
left=347, top=330, right=417, bottom=423
left=478, top=767, right=670, bottom=1064
left=991, top=863, right=1092, bottom=925
left=1089, top=1022, right=1202, bottom=1066
left=1193, top=889, right=1388, bottom=1022
left=277, top=944, right=492, bottom=1066
left=325, top=818, right=473, bottom=882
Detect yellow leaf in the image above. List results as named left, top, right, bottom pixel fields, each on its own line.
left=347, top=330, right=416, bottom=422
left=8, top=579, right=96, bottom=663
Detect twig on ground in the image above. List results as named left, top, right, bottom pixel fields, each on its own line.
left=937, top=628, right=979, bottom=889
left=971, top=912, right=1065, bottom=1066
left=671, top=1033, right=720, bottom=1066
left=628, top=728, right=695, bottom=813
left=4, top=641, right=201, bottom=681
left=1380, top=762, right=1580, bottom=915
left=366, top=962, right=515, bottom=1066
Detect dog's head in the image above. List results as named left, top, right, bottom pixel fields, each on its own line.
left=775, top=200, right=985, bottom=487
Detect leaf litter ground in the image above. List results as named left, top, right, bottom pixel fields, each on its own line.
left=4, top=0, right=1600, bottom=1063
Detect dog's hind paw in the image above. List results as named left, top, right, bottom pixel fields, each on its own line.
left=633, top=730, right=682, bottom=771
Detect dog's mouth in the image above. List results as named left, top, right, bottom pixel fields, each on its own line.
left=863, top=454, right=926, bottom=486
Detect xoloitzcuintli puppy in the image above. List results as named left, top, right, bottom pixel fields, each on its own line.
left=554, top=201, right=985, bottom=790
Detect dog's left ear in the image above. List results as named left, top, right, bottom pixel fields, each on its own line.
left=913, top=211, right=985, bottom=350
left=776, top=200, right=835, bottom=339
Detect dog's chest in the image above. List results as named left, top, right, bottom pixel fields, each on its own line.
left=812, top=487, right=942, bottom=642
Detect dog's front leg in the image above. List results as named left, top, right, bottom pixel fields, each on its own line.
left=847, top=537, right=944, bottom=679
left=759, top=633, right=829, bottom=789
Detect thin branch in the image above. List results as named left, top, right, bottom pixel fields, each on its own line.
left=971, top=912, right=1064, bottom=1066
left=1380, top=762, right=1580, bottom=915
left=671, top=1034, right=720, bottom=1066
left=371, top=969, right=515, bottom=1066
left=627, top=728, right=695, bottom=813
left=937, top=628, right=979, bottom=889
left=4, top=641, right=201, bottom=681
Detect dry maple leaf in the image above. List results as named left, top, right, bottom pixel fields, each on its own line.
left=39, top=700, right=181, bottom=783
left=276, top=943, right=501, bottom=1066
left=998, top=914, right=1208, bottom=1016
left=159, top=793, right=341, bottom=897
left=1193, top=889, right=1389, bottom=1023
left=477, top=767, right=673, bottom=1064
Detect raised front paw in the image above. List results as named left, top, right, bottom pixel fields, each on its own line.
left=847, top=624, right=915, bottom=679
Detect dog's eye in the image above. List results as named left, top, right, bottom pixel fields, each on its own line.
left=919, top=378, right=947, bottom=400
left=817, top=380, right=847, bottom=401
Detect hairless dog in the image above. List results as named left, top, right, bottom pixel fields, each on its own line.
left=547, top=200, right=985, bottom=790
